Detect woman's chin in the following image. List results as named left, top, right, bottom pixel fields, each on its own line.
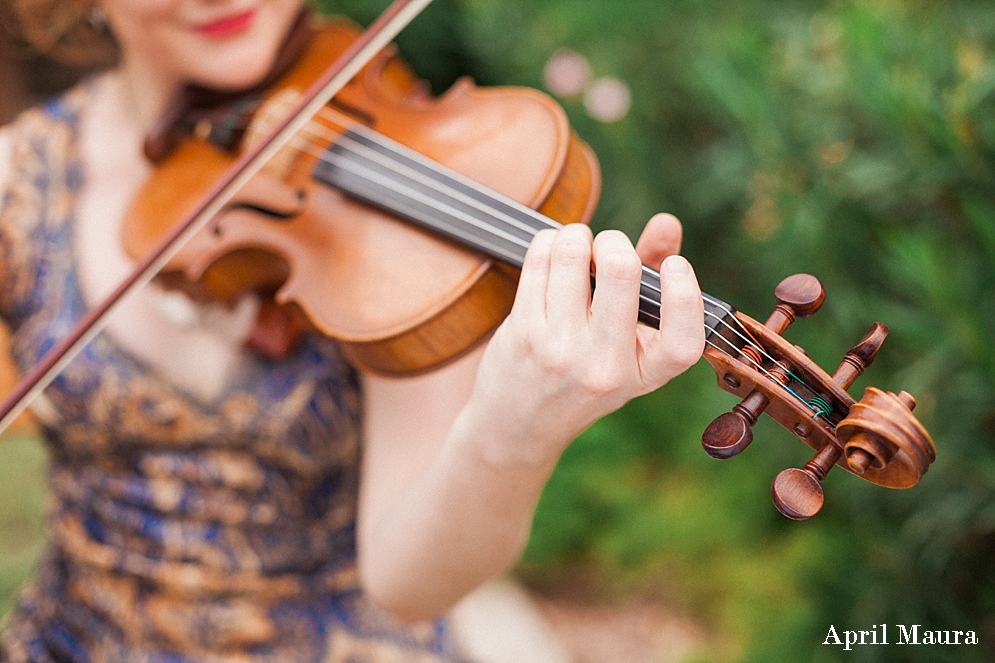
left=180, top=19, right=293, bottom=91
left=184, top=49, right=279, bottom=91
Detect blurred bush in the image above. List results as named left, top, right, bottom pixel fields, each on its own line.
left=0, top=437, right=47, bottom=619
left=335, top=0, right=995, bottom=660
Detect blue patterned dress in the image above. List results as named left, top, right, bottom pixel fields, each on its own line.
left=0, top=84, right=464, bottom=663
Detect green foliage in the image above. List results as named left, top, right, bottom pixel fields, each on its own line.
left=0, top=436, right=47, bottom=620
left=332, top=0, right=995, bottom=660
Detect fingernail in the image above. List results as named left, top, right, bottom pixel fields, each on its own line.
left=664, top=255, right=692, bottom=275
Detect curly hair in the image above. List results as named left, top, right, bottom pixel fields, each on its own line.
left=8, top=0, right=117, bottom=65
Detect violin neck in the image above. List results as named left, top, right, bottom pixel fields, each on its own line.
left=312, top=125, right=734, bottom=332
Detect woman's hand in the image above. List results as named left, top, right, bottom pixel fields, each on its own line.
left=358, top=213, right=703, bottom=622
left=465, top=213, right=705, bottom=462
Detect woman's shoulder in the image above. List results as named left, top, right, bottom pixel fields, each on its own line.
left=1, top=81, right=93, bottom=152
left=0, top=81, right=95, bottom=199
left=0, top=83, right=94, bottom=312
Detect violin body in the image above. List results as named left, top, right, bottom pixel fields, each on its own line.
left=123, top=20, right=600, bottom=374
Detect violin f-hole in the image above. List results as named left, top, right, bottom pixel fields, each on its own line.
left=213, top=189, right=309, bottom=236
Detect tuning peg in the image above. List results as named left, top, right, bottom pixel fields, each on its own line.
left=831, top=322, right=889, bottom=390
left=702, top=392, right=767, bottom=459
left=702, top=274, right=826, bottom=459
left=771, top=442, right=841, bottom=520
left=763, top=273, right=826, bottom=333
left=768, top=321, right=895, bottom=518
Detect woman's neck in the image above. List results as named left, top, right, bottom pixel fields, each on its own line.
left=116, top=54, right=182, bottom=137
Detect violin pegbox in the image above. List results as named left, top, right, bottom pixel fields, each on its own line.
left=700, top=274, right=936, bottom=520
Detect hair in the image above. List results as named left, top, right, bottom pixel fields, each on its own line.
left=7, top=0, right=118, bottom=66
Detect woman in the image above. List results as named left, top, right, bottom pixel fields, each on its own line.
left=0, top=0, right=705, bottom=661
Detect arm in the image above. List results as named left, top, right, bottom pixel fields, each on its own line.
left=357, top=214, right=705, bottom=622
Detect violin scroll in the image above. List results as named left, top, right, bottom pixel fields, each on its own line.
left=701, top=274, right=936, bottom=520
left=837, top=387, right=935, bottom=487
left=701, top=274, right=826, bottom=460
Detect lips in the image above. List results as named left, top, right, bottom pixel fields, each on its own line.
left=194, top=9, right=257, bottom=38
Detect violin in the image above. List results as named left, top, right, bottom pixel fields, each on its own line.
left=124, top=14, right=599, bottom=374
left=0, top=0, right=935, bottom=520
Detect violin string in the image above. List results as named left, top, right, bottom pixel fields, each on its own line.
left=258, top=104, right=747, bottom=317
left=258, top=99, right=541, bottom=228
left=296, top=136, right=827, bottom=416
left=248, top=103, right=826, bottom=416
left=284, top=118, right=789, bottom=362
left=282, top=121, right=781, bottom=360
left=304, top=143, right=541, bottom=255
left=281, top=114, right=676, bottom=303
left=271, top=109, right=758, bottom=315
left=284, top=116, right=804, bottom=373
left=305, top=135, right=829, bottom=416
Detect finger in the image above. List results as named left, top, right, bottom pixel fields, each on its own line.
left=637, top=254, right=705, bottom=388
left=589, top=230, right=642, bottom=347
left=635, top=213, right=683, bottom=269
left=511, top=228, right=556, bottom=318
left=544, top=224, right=594, bottom=325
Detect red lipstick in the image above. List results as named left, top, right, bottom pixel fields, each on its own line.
left=195, top=9, right=256, bottom=39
